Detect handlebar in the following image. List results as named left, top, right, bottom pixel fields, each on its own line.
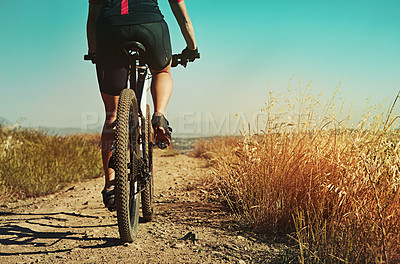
left=84, top=52, right=200, bottom=67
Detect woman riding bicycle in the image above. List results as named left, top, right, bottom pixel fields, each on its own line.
left=86, top=0, right=198, bottom=208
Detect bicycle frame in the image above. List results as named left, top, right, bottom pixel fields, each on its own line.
left=127, top=54, right=150, bottom=116
left=124, top=49, right=153, bottom=190
left=125, top=50, right=152, bottom=156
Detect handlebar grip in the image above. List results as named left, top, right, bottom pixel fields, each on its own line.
left=171, top=53, right=200, bottom=68
left=84, top=54, right=96, bottom=64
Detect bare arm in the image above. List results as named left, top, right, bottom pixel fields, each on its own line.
left=87, top=3, right=102, bottom=54
left=169, top=0, right=197, bottom=50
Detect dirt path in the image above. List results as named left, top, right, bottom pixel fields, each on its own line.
left=0, top=151, right=291, bottom=264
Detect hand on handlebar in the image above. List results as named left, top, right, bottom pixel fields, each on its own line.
left=172, top=47, right=200, bottom=68
left=181, top=47, right=200, bottom=62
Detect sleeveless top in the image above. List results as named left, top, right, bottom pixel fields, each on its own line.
left=91, top=0, right=165, bottom=30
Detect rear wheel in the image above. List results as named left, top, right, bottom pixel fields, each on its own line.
left=115, top=89, right=140, bottom=243
left=141, top=104, right=154, bottom=222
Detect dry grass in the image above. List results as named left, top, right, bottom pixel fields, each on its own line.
left=0, top=126, right=102, bottom=202
left=195, top=81, right=400, bottom=263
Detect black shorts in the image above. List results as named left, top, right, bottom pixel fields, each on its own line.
left=96, top=21, right=172, bottom=96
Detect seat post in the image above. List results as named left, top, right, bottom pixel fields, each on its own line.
left=129, top=56, right=137, bottom=94
left=119, top=41, right=147, bottom=113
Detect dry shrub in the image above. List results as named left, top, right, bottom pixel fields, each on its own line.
left=0, top=127, right=102, bottom=201
left=191, top=137, right=239, bottom=160
left=197, top=80, right=400, bottom=263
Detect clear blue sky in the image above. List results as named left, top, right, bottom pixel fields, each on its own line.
left=0, top=1, right=399, bottom=135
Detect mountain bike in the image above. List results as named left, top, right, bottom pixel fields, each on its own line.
left=85, top=43, right=199, bottom=242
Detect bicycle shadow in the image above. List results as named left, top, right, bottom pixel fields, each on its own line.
left=0, top=211, right=121, bottom=256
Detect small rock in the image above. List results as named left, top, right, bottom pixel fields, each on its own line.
left=180, top=231, right=196, bottom=242
left=225, top=243, right=239, bottom=251
left=248, top=237, right=257, bottom=242
left=212, top=251, right=224, bottom=257
left=65, top=186, right=75, bottom=192
left=171, top=242, right=185, bottom=249
left=238, top=260, right=246, bottom=264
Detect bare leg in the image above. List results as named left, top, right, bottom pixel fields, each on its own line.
left=150, top=64, right=173, bottom=145
left=150, top=64, right=173, bottom=115
left=100, top=92, right=119, bottom=187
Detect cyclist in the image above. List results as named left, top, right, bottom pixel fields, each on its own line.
left=86, top=0, right=198, bottom=208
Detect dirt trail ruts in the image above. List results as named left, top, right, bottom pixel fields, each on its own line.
left=0, top=151, right=291, bottom=264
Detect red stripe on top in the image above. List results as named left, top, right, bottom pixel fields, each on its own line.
left=121, top=0, right=129, bottom=15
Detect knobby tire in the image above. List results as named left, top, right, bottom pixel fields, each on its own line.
left=115, top=88, right=140, bottom=243
left=141, top=104, right=154, bottom=221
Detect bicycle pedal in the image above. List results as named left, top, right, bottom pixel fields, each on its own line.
left=155, top=141, right=168, bottom=149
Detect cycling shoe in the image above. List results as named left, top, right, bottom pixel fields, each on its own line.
left=151, top=113, right=172, bottom=150
left=101, top=185, right=116, bottom=211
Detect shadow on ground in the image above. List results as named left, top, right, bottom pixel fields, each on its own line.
left=0, top=211, right=120, bottom=256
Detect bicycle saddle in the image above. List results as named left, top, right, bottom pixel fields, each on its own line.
left=119, top=41, right=146, bottom=55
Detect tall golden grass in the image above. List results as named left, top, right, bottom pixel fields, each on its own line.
left=0, top=126, right=102, bottom=202
left=195, top=81, right=400, bottom=263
